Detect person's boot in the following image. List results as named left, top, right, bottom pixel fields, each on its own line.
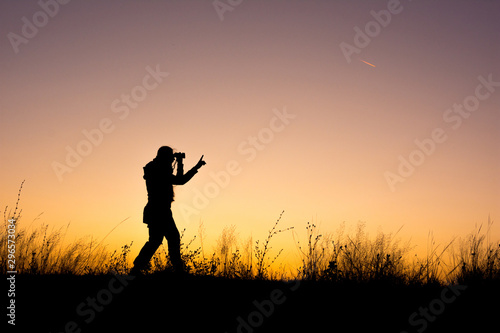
left=129, top=265, right=143, bottom=276
left=171, top=258, right=187, bottom=277
left=130, top=256, right=149, bottom=276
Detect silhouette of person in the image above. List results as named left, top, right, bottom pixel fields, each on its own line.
left=131, top=146, right=206, bottom=274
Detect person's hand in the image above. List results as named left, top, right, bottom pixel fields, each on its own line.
left=196, top=155, right=206, bottom=169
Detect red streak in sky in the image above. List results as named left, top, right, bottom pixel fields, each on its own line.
left=360, top=59, right=376, bottom=67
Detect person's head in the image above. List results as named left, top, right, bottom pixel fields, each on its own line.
left=156, top=146, right=174, bottom=163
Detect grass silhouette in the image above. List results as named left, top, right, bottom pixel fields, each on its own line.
left=3, top=204, right=499, bottom=285
left=3, top=184, right=500, bottom=332
left=2, top=182, right=499, bottom=284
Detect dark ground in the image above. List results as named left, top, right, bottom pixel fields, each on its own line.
left=5, top=273, right=500, bottom=332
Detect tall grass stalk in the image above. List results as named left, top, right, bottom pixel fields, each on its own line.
left=449, top=216, right=500, bottom=283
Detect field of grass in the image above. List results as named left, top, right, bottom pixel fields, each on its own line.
left=3, top=203, right=499, bottom=284
left=2, top=186, right=500, bottom=332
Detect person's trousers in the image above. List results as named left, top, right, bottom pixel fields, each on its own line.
left=132, top=203, right=183, bottom=271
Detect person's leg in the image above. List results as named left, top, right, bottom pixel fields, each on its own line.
left=131, top=225, right=163, bottom=274
left=164, top=210, right=183, bottom=272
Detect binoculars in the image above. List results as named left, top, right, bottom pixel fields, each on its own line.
left=173, top=152, right=185, bottom=159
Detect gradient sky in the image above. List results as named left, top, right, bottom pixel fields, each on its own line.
left=1, top=0, right=499, bottom=263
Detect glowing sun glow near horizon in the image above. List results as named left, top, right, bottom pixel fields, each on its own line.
left=1, top=0, right=499, bottom=263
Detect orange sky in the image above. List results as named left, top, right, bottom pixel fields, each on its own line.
left=1, top=0, right=499, bottom=263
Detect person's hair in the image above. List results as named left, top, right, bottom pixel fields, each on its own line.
left=157, top=146, right=173, bottom=158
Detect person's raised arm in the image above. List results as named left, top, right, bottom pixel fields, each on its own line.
left=176, top=158, right=184, bottom=177
left=173, top=155, right=206, bottom=185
